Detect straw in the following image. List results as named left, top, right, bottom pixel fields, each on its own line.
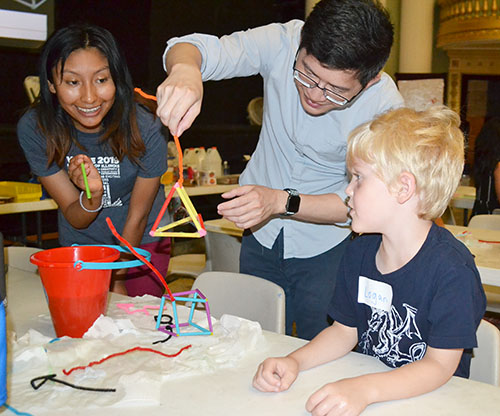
left=81, top=162, right=92, bottom=199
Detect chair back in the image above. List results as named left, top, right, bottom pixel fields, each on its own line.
left=23, top=76, right=40, bottom=103
left=468, top=214, right=500, bottom=230
left=5, top=246, right=42, bottom=273
left=191, top=271, right=285, bottom=334
left=470, top=319, right=500, bottom=386
left=204, top=230, right=241, bottom=273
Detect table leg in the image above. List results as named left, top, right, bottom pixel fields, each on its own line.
left=20, top=213, right=27, bottom=246
left=36, top=211, right=42, bottom=247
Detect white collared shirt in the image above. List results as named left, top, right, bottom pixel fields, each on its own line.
left=163, top=20, right=404, bottom=259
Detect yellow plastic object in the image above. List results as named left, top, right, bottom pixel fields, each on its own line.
left=160, top=169, right=174, bottom=185
left=0, top=181, right=42, bottom=202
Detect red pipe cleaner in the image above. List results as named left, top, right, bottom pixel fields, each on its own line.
left=62, top=345, right=192, bottom=376
left=150, top=184, right=177, bottom=234
left=106, top=217, right=175, bottom=301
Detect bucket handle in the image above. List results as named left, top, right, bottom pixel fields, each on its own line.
left=72, top=245, right=152, bottom=271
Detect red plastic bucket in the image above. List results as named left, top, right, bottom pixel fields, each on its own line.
left=30, top=246, right=120, bottom=338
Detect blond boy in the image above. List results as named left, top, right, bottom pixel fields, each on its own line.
left=253, top=106, right=486, bottom=415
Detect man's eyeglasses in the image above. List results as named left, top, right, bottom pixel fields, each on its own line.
left=293, top=53, right=362, bottom=107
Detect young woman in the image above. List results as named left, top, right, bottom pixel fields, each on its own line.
left=17, top=24, right=170, bottom=297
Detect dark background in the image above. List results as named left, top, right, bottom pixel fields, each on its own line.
left=1, top=0, right=304, bottom=127
left=0, top=0, right=304, bottom=243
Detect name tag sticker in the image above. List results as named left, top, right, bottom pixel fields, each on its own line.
left=357, top=276, right=393, bottom=313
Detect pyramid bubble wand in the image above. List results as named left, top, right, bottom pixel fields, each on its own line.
left=150, top=134, right=206, bottom=238
left=133, top=87, right=206, bottom=238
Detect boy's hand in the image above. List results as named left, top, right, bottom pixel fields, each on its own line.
left=306, top=378, right=369, bottom=416
left=252, top=356, right=299, bottom=392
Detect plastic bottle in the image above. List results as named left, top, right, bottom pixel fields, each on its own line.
left=205, top=147, right=223, bottom=177
left=200, top=146, right=222, bottom=185
left=193, top=147, right=206, bottom=172
left=183, top=148, right=196, bottom=169
left=223, top=160, right=230, bottom=176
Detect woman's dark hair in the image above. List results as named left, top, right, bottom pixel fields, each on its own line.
left=300, top=0, right=394, bottom=87
left=37, top=23, right=145, bottom=167
left=473, top=117, right=500, bottom=183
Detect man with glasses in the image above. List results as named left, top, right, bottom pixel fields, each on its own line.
left=156, top=0, right=403, bottom=340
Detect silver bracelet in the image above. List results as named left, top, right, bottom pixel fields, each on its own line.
left=79, top=191, right=103, bottom=213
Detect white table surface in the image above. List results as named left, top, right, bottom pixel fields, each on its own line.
left=6, top=262, right=500, bottom=415
left=446, top=224, right=500, bottom=287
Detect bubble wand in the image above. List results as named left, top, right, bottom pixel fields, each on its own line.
left=149, top=135, right=206, bottom=238
left=134, top=87, right=206, bottom=238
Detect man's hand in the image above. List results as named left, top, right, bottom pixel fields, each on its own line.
left=217, top=185, right=287, bottom=229
left=156, top=44, right=203, bottom=137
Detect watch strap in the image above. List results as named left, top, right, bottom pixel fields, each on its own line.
left=282, top=188, right=300, bottom=216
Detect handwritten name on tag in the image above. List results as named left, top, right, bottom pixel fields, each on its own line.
left=357, top=276, right=393, bottom=312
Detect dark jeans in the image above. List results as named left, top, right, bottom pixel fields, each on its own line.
left=240, top=229, right=350, bottom=340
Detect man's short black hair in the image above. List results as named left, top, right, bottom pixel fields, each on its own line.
left=300, top=0, right=394, bottom=86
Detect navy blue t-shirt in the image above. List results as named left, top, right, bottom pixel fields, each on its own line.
left=17, top=104, right=168, bottom=246
left=329, top=223, right=486, bottom=378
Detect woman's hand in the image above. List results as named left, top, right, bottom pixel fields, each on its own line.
left=67, top=154, right=103, bottom=197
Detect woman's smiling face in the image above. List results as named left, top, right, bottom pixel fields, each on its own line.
left=49, top=47, right=116, bottom=133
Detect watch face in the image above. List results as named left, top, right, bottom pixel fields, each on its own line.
left=287, top=194, right=301, bottom=213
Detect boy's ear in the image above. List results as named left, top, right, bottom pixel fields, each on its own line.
left=396, top=171, right=416, bottom=204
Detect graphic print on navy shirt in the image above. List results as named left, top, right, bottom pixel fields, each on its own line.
left=359, top=302, right=427, bottom=367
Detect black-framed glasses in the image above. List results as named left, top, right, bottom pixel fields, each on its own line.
left=293, top=52, right=362, bottom=106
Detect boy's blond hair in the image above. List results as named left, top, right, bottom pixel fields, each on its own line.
left=346, top=106, right=464, bottom=220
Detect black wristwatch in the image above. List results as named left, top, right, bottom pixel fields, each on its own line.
left=282, top=188, right=301, bottom=216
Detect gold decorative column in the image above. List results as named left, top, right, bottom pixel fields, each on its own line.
left=437, top=0, right=500, bottom=114
left=437, top=0, right=500, bottom=166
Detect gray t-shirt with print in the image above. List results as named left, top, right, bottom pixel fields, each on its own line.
left=17, top=104, right=168, bottom=246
